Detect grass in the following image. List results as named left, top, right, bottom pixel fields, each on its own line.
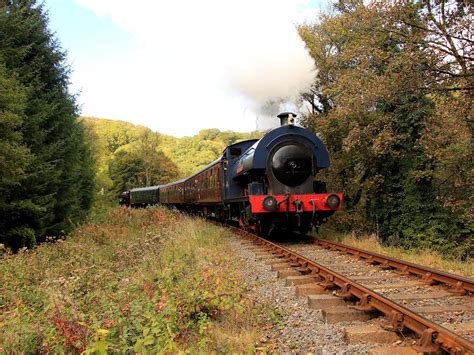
left=317, top=229, right=473, bottom=277
left=0, top=207, right=261, bottom=353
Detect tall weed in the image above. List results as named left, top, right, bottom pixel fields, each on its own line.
left=0, top=207, right=258, bottom=352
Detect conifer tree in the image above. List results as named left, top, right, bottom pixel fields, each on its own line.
left=0, top=0, right=94, bottom=249
left=0, top=64, right=34, bottom=247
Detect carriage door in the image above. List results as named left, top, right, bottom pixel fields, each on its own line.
left=221, top=159, right=228, bottom=201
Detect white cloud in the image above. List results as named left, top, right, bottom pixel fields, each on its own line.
left=73, top=0, right=321, bottom=136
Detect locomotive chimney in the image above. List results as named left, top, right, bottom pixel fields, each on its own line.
left=277, top=112, right=297, bottom=126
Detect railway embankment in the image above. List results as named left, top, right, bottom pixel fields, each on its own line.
left=0, top=207, right=262, bottom=353
left=1, top=207, right=472, bottom=353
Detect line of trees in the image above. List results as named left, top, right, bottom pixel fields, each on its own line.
left=299, top=0, right=472, bottom=257
left=0, top=0, right=94, bottom=249
left=81, top=117, right=263, bottom=197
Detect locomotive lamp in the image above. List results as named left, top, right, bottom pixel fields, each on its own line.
left=262, top=196, right=278, bottom=211
left=326, top=194, right=341, bottom=209
left=277, top=112, right=296, bottom=126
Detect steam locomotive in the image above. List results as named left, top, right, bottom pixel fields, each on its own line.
left=120, top=112, right=342, bottom=235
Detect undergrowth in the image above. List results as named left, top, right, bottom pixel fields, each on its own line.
left=0, top=207, right=259, bottom=353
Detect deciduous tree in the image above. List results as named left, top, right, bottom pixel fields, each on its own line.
left=299, top=0, right=472, bottom=256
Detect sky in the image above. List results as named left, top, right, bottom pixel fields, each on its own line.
left=44, top=0, right=329, bottom=137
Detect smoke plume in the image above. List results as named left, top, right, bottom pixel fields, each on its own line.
left=222, top=0, right=317, bottom=128
left=73, top=0, right=319, bottom=135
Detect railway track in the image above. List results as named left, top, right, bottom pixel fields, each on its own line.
left=227, top=226, right=474, bottom=354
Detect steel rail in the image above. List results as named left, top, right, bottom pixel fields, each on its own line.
left=313, top=239, right=474, bottom=295
left=229, top=227, right=474, bottom=354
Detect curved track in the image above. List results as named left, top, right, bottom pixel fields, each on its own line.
left=228, top=226, right=474, bottom=354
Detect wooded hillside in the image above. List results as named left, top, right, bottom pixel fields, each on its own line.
left=80, top=117, right=262, bottom=195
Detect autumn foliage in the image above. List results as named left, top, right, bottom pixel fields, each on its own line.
left=0, top=207, right=259, bottom=352
left=299, top=0, right=472, bottom=257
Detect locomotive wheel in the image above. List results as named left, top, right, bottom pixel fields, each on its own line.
left=240, top=206, right=268, bottom=236
left=257, top=221, right=270, bottom=237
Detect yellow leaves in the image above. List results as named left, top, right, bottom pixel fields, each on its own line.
left=96, top=328, right=109, bottom=337
left=411, top=169, right=433, bottom=182
left=85, top=329, right=109, bottom=355
left=343, top=126, right=362, bottom=152
left=371, top=123, right=396, bottom=156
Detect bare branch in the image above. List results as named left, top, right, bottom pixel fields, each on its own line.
left=400, top=19, right=474, bottom=44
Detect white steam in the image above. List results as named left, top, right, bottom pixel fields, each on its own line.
left=73, top=0, right=318, bottom=135
left=225, top=11, right=316, bottom=107
left=222, top=0, right=318, bottom=128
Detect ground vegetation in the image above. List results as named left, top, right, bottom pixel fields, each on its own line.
left=0, top=207, right=261, bottom=353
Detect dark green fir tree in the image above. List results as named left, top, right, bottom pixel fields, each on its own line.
left=0, top=0, right=94, bottom=249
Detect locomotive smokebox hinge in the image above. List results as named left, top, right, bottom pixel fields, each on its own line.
left=277, top=112, right=296, bottom=126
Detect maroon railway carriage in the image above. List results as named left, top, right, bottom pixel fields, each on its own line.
left=184, top=158, right=222, bottom=204
left=159, top=178, right=185, bottom=205
left=159, top=157, right=223, bottom=206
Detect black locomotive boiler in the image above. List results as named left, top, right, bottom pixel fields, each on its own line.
left=122, top=112, right=342, bottom=235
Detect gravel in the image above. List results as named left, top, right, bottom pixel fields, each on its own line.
left=224, top=234, right=474, bottom=352
left=226, top=236, right=391, bottom=354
